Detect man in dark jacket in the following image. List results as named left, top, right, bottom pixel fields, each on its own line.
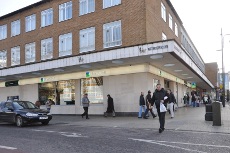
left=143, top=90, right=156, bottom=119
left=167, top=89, right=176, bottom=118
left=138, top=92, right=146, bottom=118
left=105, top=94, right=115, bottom=117
left=152, top=84, right=167, bottom=133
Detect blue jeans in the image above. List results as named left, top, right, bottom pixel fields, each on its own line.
left=138, top=105, right=146, bottom=117
left=192, top=101, right=196, bottom=107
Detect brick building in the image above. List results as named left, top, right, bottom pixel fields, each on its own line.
left=0, top=0, right=214, bottom=115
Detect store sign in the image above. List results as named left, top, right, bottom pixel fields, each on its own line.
left=86, top=71, right=106, bottom=78
left=86, top=72, right=90, bottom=78
left=5, top=80, right=19, bottom=87
left=138, top=45, right=168, bottom=53
left=148, top=45, right=168, bottom=51
left=191, top=82, right=196, bottom=89
left=40, top=77, right=56, bottom=83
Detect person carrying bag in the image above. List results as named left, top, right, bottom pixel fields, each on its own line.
left=152, top=84, right=167, bottom=133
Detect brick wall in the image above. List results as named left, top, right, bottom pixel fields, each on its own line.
left=0, top=0, right=181, bottom=68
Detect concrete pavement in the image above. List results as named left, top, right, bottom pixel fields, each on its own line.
left=51, top=102, right=230, bottom=134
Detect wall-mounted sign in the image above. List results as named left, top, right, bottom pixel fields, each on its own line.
left=5, top=80, right=19, bottom=87
left=40, top=77, right=56, bottom=83
left=86, top=72, right=90, bottom=78
left=191, top=82, right=196, bottom=89
left=148, top=45, right=168, bottom=51
left=7, top=96, right=19, bottom=101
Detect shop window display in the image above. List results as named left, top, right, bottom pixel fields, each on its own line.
left=39, top=80, right=75, bottom=105
left=81, top=77, right=103, bottom=104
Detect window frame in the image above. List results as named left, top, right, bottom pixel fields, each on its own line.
left=103, top=0, right=121, bottom=9
left=41, top=37, right=53, bottom=60
left=162, top=32, right=167, bottom=40
left=0, top=24, right=7, bottom=40
left=25, top=42, right=36, bottom=63
left=59, top=1, right=72, bottom=22
left=59, top=33, right=72, bottom=57
left=25, top=14, right=36, bottom=32
left=41, top=8, right=53, bottom=27
left=79, top=0, right=95, bottom=16
left=11, top=20, right=20, bottom=37
left=0, top=50, right=7, bottom=68
left=79, top=27, right=95, bottom=53
left=11, top=46, right=20, bottom=66
left=161, top=2, right=166, bottom=22
left=175, top=22, right=178, bottom=37
left=103, top=20, right=122, bottom=48
left=169, top=14, right=173, bottom=30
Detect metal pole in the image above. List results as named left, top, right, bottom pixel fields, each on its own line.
left=221, top=29, right=225, bottom=107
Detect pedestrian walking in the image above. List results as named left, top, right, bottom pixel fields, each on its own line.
left=105, top=94, right=115, bottom=117
left=138, top=92, right=146, bottom=118
left=152, top=84, right=167, bottom=133
left=45, top=99, right=53, bottom=112
left=81, top=93, right=90, bottom=119
left=167, top=89, right=176, bottom=118
left=186, top=93, right=190, bottom=106
left=143, top=90, right=156, bottom=119
left=191, top=93, right=196, bottom=107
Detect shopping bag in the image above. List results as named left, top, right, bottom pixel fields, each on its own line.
left=152, top=106, right=158, bottom=116
left=160, top=103, right=167, bottom=112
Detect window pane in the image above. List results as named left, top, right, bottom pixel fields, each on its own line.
left=81, top=77, right=103, bottom=104
left=103, top=20, right=121, bottom=48
left=104, top=0, right=111, bottom=8
left=0, top=50, right=7, bottom=68
left=80, top=27, right=95, bottom=52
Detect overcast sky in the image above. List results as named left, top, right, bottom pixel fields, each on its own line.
left=0, top=0, right=230, bottom=72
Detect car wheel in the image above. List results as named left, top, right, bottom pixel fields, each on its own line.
left=16, top=116, right=24, bottom=127
left=41, top=121, right=49, bottom=125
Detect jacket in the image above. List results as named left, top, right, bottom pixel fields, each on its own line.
left=152, top=88, right=166, bottom=108
left=169, top=93, right=176, bottom=103
left=106, top=97, right=115, bottom=113
left=145, top=93, right=152, bottom=106
left=139, top=95, right=145, bottom=106
left=82, top=97, right=90, bottom=107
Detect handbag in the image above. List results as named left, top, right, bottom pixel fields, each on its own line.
left=160, top=103, right=167, bottom=112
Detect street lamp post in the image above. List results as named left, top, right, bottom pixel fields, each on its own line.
left=219, top=29, right=230, bottom=107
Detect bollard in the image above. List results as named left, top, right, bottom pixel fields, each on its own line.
left=212, top=101, right=221, bottom=126
left=205, top=104, right=213, bottom=121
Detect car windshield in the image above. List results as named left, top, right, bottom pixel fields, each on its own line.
left=13, top=101, right=37, bottom=110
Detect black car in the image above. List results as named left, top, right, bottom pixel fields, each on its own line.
left=0, top=101, right=52, bottom=127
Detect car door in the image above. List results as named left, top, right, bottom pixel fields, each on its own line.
left=2, top=102, right=15, bottom=122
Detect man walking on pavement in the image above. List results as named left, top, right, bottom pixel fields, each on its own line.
left=81, top=93, right=90, bottom=119
left=143, top=90, right=156, bottom=119
left=138, top=92, right=146, bottom=118
left=152, top=84, right=167, bottom=133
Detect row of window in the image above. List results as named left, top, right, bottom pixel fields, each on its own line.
left=161, top=2, right=178, bottom=37
left=0, top=20, right=122, bottom=68
left=0, top=0, right=121, bottom=40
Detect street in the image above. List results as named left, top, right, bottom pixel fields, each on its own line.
left=0, top=116, right=230, bottom=153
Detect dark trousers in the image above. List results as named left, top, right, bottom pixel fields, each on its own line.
left=157, top=107, right=166, bottom=129
left=82, top=107, right=89, bottom=118
left=144, top=107, right=156, bottom=117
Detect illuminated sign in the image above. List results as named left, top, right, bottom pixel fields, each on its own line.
left=191, top=82, right=196, bottom=88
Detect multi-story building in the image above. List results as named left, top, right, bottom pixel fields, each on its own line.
left=0, top=0, right=213, bottom=115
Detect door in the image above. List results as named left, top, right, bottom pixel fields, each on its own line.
left=2, top=102, right=15, bottom=122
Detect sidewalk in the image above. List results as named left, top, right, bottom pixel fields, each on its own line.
left=51, top=102, right=230, bottom=134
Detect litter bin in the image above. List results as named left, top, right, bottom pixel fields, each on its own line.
left=212, top=101, right=221, bottom=126
left=205, top=104, right=212, bottom=121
